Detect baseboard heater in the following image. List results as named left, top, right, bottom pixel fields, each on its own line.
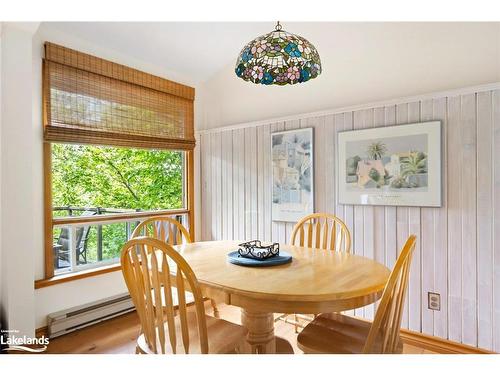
left=47, top=293, right=136, bottom=338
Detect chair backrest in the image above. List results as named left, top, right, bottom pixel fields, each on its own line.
left=290, top=213, right=351, bottom=253
left=363, top=234, right=417, bottom=353
left=121, top=237, right=208, bottom=354
left=131, top=216, right=191, bottom=245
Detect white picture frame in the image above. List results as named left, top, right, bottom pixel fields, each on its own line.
left=337, top=121, right=442, bottom=207
left=272, top=128, right=314, bottom=222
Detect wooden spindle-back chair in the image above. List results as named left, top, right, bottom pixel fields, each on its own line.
left=290, top=213, right=351, bottom=253
left=362, top=234, right=416, bottom=353
left=297, top=235, right=417, bottom=354
left=131, top=216, right=192, bottom=246
left=282, top=213, right=352, bottom=331
left=121, top=237, right=246, bottom=354
left=131, top=216, right=219, bottom=318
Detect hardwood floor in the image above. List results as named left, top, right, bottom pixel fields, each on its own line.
left=44, top=302, right=435, bottom=354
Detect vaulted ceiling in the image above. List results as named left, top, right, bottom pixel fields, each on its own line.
left=38, top=22, right=500, bottom=128
left=40, top=22, right=500, bottom=88
left=40, top=22, right=274, bottom=83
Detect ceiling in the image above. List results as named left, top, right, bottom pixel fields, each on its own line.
left=39, top=22, right=499, bottom=93
left=40, top=22, right=279, bottom=83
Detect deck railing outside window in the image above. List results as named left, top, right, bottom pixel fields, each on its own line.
left=52, top=208, right=188, bottom=274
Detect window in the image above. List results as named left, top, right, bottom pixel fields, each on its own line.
left=40, top=43, right=195, bottom=282
left=51, top=144, right=187, bottom=274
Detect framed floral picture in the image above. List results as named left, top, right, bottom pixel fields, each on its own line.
left=272, top=128, right=314, bottom=222
left=337, top=121, right=442, bottom=207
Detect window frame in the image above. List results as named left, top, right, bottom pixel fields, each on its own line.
left=37, top=142, right=195, bottom=288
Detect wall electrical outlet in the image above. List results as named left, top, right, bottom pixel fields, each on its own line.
left=428, top=292, right=441, bottom=311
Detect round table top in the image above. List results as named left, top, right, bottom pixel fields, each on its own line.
left=174, top=240, right=390, bottom=304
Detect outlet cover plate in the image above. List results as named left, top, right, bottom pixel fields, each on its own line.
left=428, top=292, right=441, bottom=311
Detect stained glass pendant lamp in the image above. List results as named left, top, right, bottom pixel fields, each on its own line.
left=235, top=21, right=322, bottom=86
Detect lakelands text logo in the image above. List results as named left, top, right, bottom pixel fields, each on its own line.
left=1, top=329, right=49, bottom=353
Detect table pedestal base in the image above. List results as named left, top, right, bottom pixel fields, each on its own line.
left=240, top=309, right=294, bottom=354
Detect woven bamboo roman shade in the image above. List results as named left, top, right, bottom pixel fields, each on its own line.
left=43, top=42, right=195, bottom=150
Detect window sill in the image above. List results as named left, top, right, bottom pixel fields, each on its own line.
left=34, top=263, right=121, bottom=289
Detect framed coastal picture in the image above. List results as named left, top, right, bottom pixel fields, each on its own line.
left=337, top=121, right=441, bottom=207
left=272, top=128, right=314, bottom=222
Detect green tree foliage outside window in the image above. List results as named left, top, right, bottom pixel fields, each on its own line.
left=52, top=143, right=184, bottom=212
left=52, top=143, right=184, bottom=264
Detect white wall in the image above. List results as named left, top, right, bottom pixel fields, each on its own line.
left=198, top=84, right=500, bottom=351
left=0, top=22, right=40, bottom=337
left=35, top=272, right=128, bottom=327
left=198, top=22, right=500, bottom=130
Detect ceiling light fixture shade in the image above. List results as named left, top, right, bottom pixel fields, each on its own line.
left=235, top=22, right=322, bottom=86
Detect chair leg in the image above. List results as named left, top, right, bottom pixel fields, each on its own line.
left=276, top=313, right=312, bottom=333
left=210, top=298, right=220, bottom=318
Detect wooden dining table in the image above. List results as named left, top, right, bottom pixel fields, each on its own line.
left=171, top=240, right=390, bottom=354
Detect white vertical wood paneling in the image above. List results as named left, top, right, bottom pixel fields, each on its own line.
left=333, top=114, right=344, bottom=222
left=210, top=133, right=219, bottom=239
left=257, top=126, right=265, bottom=240
left=396, top=103, right=410, bottom=329
left=369, top=108, right=386, bottom=316
left=352, top=110, right=365, bottom=319
left=408, top=101, right=422, bottom=332
left=461, top=93, right=478, bottom=347
left=420, top=99, right=435, bottom=335
left=231, top=130, right=239, bottom=240
left=373, top=107, right=386, bottom=269
left=363, top=109, right=375, bottom=320
left=492, top=89, right=500, bottom=353
left=220, top=131, right=228, bottom=239
left=312, top=116, right=326, bottom=215
left=250, top=127, right=258, bottom=240
left=343, top=112, right=355, bottom=249
left=216, top=133, right=223, bottom=240
left=244, top=127, right=257, bottom=240
left=200, top=133, right=209, bottom=240
left=324, top=115, right=336, bottom=217
left=221, top=132, right=228, bottom=239
left=384, top=105, right=398, bottom=271
left=226, top=131, right=235, bottom=239
left=339, top=111, right=356, bottom=317
left=432, top=97, right=449, bottom=340
left=447, top=95, right=463, bottom=343
left=235, top=128, right=246, bottom=240
left=243, top=128, right=251, bottom=240
left=477, top=91, right=493, bottom=350
left=262, top=124, right=272, bottom=242
left=198, top=87, right=499, bottom=351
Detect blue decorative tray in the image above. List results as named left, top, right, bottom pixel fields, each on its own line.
left=227, top=250, right=292, bottom=267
